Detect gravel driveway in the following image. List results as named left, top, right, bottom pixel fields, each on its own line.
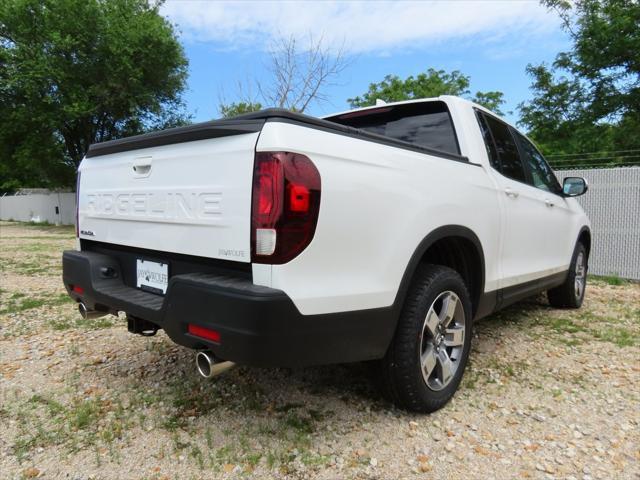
left=1, top=222, right=638, bottom=480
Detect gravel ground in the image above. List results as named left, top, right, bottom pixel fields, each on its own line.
left=1, top=221, right=639, bottom=480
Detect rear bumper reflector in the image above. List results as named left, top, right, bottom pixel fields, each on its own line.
left=188, top=324, right=221, bottom=343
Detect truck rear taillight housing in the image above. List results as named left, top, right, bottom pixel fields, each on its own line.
left=251, top=152, right=321, bottom=264
left=75, top=171, right=81, bottom=238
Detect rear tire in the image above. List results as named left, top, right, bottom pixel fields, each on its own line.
left=380, top=264, right=472, bottom=413
left=548, top=242, right=587, bottom=309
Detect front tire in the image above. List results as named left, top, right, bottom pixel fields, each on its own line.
left=381, top=265, right=472, bottom=413
left=548, top=242, right=587, bottom=309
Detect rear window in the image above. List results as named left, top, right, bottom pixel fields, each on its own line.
left=326, top=101, right=460, bottom=155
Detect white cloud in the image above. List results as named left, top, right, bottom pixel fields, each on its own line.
left=161, top=0, right=561, bottom=54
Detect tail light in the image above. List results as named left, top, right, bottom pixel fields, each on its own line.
left=75, top=171, right=81, bottom=238
left=251, top=152, right=321, bottom=264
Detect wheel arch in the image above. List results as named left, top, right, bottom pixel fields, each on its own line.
left=390, top=225, right=486, bottom=327
left=577, top=226, right=591, bottom=259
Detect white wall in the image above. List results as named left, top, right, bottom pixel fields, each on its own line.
left=0, top=192, right=76, bottom=225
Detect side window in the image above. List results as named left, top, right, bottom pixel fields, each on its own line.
left=482, top=114, right=527, bottom=183
left=475, top=112, right=500, bottom=171
left=513, top=131, right=562, bottom=194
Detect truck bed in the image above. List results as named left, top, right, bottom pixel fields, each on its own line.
left=87, top=109, right=469, bottom=163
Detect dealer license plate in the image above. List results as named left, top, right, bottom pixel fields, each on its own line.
left=136, top=259, right=169, bottom=295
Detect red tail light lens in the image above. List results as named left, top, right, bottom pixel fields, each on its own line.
left=251, top=152, right=321, bottom=264
left=255, top=155, right=283, bottom=223
left=288, top=184, right=310, bottom=212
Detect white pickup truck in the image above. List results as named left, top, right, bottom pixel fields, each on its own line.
left=63, top=96, right=590, bottom=412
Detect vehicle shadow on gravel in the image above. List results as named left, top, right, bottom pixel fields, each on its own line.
left=92, top=297, right=552, bottom=425
left=116, top=343, right=388, bottom=412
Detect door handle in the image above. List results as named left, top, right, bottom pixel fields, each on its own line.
left=504, top=188, right=519, bottom=198
left=545, top=198, right=555, bottom=207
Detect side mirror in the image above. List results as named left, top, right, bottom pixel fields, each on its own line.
left=563, top=177, right=588, bottom=197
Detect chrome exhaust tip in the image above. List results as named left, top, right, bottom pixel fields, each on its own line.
left=78, top=302, right=107, bottom=320
left=196, top=351, right=214, bottom=378
left=196, top=351, right=235, bottom=379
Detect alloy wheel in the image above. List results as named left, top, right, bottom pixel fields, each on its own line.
left=419, top=291, right=466, bottom=391
left=574, top=251, right=586, bottom=300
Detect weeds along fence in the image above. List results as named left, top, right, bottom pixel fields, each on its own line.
left=554, top=166, right=640, bottom=280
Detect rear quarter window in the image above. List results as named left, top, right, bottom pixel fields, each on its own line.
left=326, top=101, right=460, bottom=155
left=479, top=111, right=527, bottom=184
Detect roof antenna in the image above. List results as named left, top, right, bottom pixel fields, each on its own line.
left=375, top=99, right=387, bottom=106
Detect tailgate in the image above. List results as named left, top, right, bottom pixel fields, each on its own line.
left=78, top=131, right=260, bottom=262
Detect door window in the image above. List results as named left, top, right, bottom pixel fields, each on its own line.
left=513, top=131, right=562, bottom=194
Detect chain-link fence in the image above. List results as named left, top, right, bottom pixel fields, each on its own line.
left=547, top=148, right=640, bottom=170
left=555, top=166, right=640, bottom=280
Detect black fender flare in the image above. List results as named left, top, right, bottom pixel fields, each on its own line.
left=576, top=225, right=592, bottom=272
left=577, top=226, right=591, bottom=256
left=384, top=225, right=486, bottom=348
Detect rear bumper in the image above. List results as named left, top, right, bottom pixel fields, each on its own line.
left=62, top=250, right=394, bottom=367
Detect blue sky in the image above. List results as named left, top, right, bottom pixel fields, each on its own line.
left=161, top=1, right=570, bottom=125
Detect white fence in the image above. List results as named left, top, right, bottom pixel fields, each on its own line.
left=0, top=192, right=76, bottom=225
left=1, top=166, right=638, bottom=279
left=556, top=166, right=640, bottom=280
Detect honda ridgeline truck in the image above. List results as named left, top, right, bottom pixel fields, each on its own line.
left=63, top=96, right=590, bottom=412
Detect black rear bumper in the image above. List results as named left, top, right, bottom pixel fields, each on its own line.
left=62, top=249, right=394, bottom=367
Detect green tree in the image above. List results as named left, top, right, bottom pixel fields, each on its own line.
left=0, top=0, right=189, bottom=191
left=518, top=0, right=640, bottom=166
left=347, top=68, right=506, bottom=115
left=472, top=91, right=508, bottom=116
left=219, top=102, right=263, bottom=118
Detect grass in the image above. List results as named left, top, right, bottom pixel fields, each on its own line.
left=0, top=257, right=62, bottom=275
left=539, top=312, right=639, bottom=348
left=19, top=242, right=67, bottom=252
left=0, top=292, right=73, bottom=315
left=10, top=397, right=79, bottom=461
left=136, top=372, right=333, bottom=472
left=472, top=291, right=639, bottom=350
left=590, top=274, right=630, bottom=286
left=461, top=355, right=533, bottom=391
left=3, top=220, right=75, bottom=234
left=4, top=235, right=73, bottom=240
left=460, top=362, right=480, bottom=390
left=283, top=411, right=316, bottom=434
left=10, top=393, right=133, bottom=463
left=157, top=378, right=225, bottom=431
left=548, top=316, right=583, bottom=334
left=591, top=325, right=637, bottom=347
left=49, top=314, right=116, bottom=331
left=460, top=288, right=640, bottom=395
